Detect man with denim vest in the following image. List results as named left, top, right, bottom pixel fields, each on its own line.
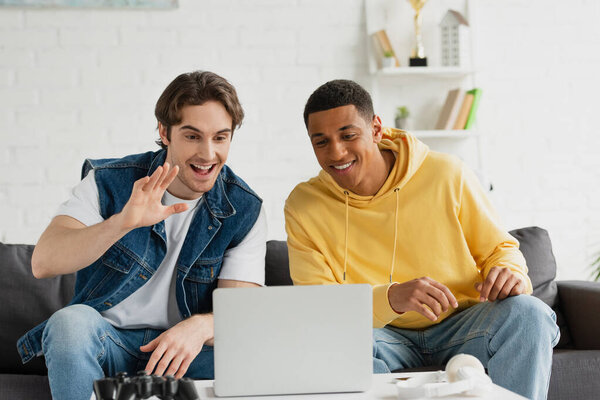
left=17, top=71, right=266, bottom=400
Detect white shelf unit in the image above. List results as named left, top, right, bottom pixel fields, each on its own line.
left=365, top=0, right=487, bottom=186
left=376, top=67, right=473, bottom=78
left=414, top=130, right=478, bottom=139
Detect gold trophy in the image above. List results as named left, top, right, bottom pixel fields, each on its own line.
left=408, top=0, right=428, bottom=66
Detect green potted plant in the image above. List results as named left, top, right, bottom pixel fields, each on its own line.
left=395, top=106, right=410, bottom=130
left=382, top=50, right=396, bottom=69
left=592, top=250, right=600, bottom=281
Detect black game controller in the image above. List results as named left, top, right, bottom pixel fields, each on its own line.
left=93, top=371, right=200, bottom=400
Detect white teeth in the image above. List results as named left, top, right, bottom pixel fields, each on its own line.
left=192, top=164, right=212, bottom=170
left=333, top=162, right=352, bottom=170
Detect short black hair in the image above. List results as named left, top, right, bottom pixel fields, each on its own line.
left=303, top=79, right=374, bottom=127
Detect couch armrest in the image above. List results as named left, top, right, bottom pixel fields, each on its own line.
left=557, top=280, right=600, bottom=350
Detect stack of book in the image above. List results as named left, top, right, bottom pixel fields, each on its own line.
left=434, top=88, right=482, bottom=130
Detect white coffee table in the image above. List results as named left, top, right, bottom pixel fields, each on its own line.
left=194, top=372, right=528, bottom=400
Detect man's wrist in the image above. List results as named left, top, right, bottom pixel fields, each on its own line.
left=387, top=283, right=405, bottom=315
left=108, top=212, right=135, bottom=236
left=189, top=313, right=214, bottom=342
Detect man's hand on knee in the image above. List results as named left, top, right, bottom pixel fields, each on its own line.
left=388, top=277, right=459, bottom=322
left=475, top=267, right=527, bottom=302
left=140, top=313, right=214, bottom=379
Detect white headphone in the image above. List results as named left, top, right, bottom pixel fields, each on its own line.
left=396, top=354, right=492, bottom=399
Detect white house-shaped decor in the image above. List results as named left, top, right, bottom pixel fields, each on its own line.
left=440, top=10, right=470, bottom=67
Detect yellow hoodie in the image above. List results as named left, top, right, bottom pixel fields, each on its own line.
left=284, top=129, right=532, bottom=330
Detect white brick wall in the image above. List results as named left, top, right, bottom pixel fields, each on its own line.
left=0, top=0, right=598, bottom=281
left=474, top=0, right=600, bottom=280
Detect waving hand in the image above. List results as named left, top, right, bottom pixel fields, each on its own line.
left=119, top=162, right=188, bottom=230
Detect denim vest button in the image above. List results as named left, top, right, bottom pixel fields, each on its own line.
left=208, top=226, right=213, bottom=230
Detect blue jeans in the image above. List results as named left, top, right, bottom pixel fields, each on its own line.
left=41, top=304, right=214, bottom=400
left=372, top=295, right=560, bottom=400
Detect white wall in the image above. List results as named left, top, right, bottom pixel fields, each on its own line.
left=475, top=1, right=600, bottom=281
left=1, top=0, right=598, bottom=280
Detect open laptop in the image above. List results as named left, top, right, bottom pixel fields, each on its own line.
left=212, top=284, right=372, bottom=397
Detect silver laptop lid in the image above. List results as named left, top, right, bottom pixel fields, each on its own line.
left=213, top=284, right=372, bottom=397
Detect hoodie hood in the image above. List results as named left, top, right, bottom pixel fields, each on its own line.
left=317, top=128, right=429, bottom=206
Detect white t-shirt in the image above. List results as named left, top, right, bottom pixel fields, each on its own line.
left=56, top=170, right=267, bottom=329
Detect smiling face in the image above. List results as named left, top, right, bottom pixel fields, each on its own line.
left=159, top=101, right=233, bottom=200
left=307, top=104, right=390, bottom=196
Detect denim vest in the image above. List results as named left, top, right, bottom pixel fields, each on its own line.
left=17, top=149, right=262, bottom=364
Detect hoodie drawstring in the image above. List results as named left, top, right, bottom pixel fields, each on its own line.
left=343, top=191, right=349, bottom=282
left=390, top=188, right=400, bottom=283
left=342, top=189, right=399, bottom=284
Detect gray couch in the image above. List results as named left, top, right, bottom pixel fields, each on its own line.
left=1, top=226, right=599, bottom=399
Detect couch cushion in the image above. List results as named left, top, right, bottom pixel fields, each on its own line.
left=548, top=350, right=600, bottom=400
left=0, top=374, right=51, bottom=399
left=0, top=243, right=75, bottom=375
left=265, top=240, right=292, bottom=286
left=508, top=226, right=558, bottom=307
left=508, top=227, right=572, bottom=348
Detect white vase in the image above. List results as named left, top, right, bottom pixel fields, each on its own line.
left=395, top=117, right=409, bottom=130
left=382, top=57, right=395, bottom=69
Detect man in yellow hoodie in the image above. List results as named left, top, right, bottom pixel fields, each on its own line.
left=284, top=80, right=560, bottom=400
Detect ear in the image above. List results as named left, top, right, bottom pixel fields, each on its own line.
left=371, top=115, right=384, bottom=143
left=158, top=122, right=170, bottom=147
